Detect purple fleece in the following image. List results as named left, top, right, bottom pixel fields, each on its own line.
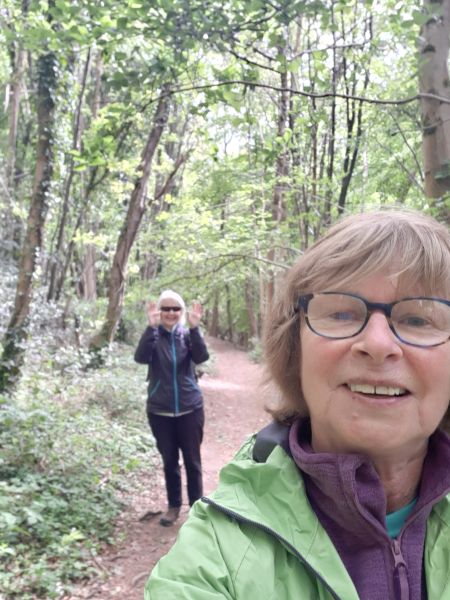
left=289, top=419, right=450, bottom=600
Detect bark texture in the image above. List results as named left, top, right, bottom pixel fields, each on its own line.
left=420, top=0, right=450, bottom=205
left=0, top=49, right=58, bottom=392
left=90, top=89, right=171, bottom=350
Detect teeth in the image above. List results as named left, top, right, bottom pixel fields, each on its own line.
left=349, top=384, right=406, bottom=396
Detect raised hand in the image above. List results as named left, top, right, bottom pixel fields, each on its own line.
left=187, top=301, right=203, bottom=328
left=147, top=301, right=160, bottom=328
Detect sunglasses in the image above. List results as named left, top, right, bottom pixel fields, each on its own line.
left=160, top=306, right=182, bottom=313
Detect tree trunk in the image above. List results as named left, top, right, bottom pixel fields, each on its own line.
left=142, top=251, right=159, bottom=280
left=208, top=290, right=220, bottom=337
left=47, top=48, right=91, bottom=301
left=81, top=243, right=97, bottom=301
left=4, top=0, right=29, bottom=259
left=267, top=62, right=289, bottom=307
left=337, top=42, right=370, bottom=214
left=6, top=35, right=26, bottom=192
left=90, top=88, right=171, bottom=350
left=54, top=53, right=105, bottom=301
left=0, top=46, right=58, bottom=392
left=244, top=279, right=258, bottom=339
left=225, top=284, right=233, bottom=342
left=419, top=0, right=450, bottom=210
left=324, top=11, right=338, bottom=227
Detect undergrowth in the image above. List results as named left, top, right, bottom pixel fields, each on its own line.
left=0, top=327, right=157, bottom=599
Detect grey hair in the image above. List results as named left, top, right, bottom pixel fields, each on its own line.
left=157, top=289, right=186, bottom=326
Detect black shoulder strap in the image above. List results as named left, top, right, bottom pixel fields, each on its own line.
left=184, top=330, right=191, bottom=348
left=252, top=421, right=291, bottom=463
left=183, top=330, right=199, bottom=380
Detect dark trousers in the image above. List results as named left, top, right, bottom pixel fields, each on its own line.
left=148, top=408, right=204, bottom=508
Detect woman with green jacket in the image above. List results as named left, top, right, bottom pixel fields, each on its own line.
left=146, top=209, right=450, bottom=599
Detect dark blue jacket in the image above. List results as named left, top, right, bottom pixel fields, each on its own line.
left=134, top=324, right=209, bottom=415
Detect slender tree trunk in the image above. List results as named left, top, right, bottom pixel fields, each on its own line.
left=81, top=243, right=97, bottom=300
left=54, top=168, right=102, bottom=301
left=6, top=34, right=26, bottom=192
left=337, top=88, right=367, bottom=213
left=90, top=88, right=171, bottom=350
left=225, top=284, right=233, bottom=342
left=337, top=17, right=371, bottom=214
left=267, top=61, right=289, bottom=307
left=142, top=251, right=159, bottom=280
left=419, top=0, right=450, bottom=214
left=244, top=279, right=258, bottom=339
left=56, top=52, right=104, bottom=301
left=47, top=48, right=91, bottom=301
left=324, top=11, right=338, bottom=226
left=209, top=290, right=220, bottom=337
left=4, top=0, right=29, bottom=259
left=0, top=46, right=58, bottom=392
left=91, top=48, right=103, bottom=120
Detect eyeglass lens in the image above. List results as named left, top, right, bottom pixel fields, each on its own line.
left=305, top=293, right=450, bottom=346
left=160, top=306, right=182, bottom=313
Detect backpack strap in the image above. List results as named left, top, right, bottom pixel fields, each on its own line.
left=184, top=330, right=199, bottom=381
left=184, top=330, right=191, bottom=349
left=252, top=420, right=291, bottom=463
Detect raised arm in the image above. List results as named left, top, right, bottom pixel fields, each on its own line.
left=187, top=301, right=209, bottom=364
left=134, top=301, right=160, bottom=364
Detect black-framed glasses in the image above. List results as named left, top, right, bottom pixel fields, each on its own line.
left=160, top=306, right=182, bottom=313
left=296, top=292, right=450, bottom=347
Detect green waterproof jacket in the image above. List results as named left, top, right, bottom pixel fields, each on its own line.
left=145, top=434, right=450, bottom=599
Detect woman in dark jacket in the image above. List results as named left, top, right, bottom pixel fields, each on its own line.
left=135, top=289, right=209, bottom=526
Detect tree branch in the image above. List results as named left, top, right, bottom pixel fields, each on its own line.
left=161, top=253, right=292, bottom=290
left=150, top=79, right=450, bottom=107
left=152, top=151, right=190, bottom=202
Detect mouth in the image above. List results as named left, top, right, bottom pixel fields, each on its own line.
left=347, top=383, right=409, bottom=398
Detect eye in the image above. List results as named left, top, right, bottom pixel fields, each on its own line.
left=397, top=314, right=434, bottom=329
left=328, top=311, right=359, bottom=322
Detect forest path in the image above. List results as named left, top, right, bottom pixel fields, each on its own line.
left=65, top=336, right=271, bottom=600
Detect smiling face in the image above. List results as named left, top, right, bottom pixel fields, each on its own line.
left=300, top=272, right=450, bottom=459
left=159, top=299, right=183, bottom=331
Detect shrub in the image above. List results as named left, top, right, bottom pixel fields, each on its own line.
left=0, top=343, right=157, bottom=599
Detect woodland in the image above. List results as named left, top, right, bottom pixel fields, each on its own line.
left=1, top=0, right=450, bottom=597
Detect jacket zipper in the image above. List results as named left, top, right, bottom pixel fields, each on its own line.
left=170, top=330, right=179, bottom=414
left=202, top=497, right=343, bottom=600
left=389, top=493, right=449, bottom=599
left=391, top=538, right=409, bottom=600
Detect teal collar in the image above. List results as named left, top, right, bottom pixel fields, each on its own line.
left=385, top=498, right=418, bottom=538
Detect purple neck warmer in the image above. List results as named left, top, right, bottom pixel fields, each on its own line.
left=289, top=419, right=450, bottom=600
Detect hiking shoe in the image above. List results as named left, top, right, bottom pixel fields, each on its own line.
left=159, top=506, right=180, bottom=527
left=138, top=509, right=162, bottom=522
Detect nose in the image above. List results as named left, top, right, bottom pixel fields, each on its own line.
left=351, top=312, right=403, bottom=362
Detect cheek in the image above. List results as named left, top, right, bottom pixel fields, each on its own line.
left=301, top=329, right=344, bottom=373
left=408, top=349, right=450, bottom=427
left=412, top=350, right=450, bottom=398
left=300, top=330, right=343, bottom=393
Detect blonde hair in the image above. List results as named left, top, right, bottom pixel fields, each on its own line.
left=264, top=208, right=450, bottom=423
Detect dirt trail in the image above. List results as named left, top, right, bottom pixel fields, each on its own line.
left=66, top=336, right=271, bottom=600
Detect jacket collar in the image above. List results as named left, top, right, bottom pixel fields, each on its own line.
left=289, top=418, right=450, bottom=545
left=206, top=435, right=360, bottom=599
left=204, top=420, right=450, bottom=599
left=158, top=323, right=183, bottom=337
